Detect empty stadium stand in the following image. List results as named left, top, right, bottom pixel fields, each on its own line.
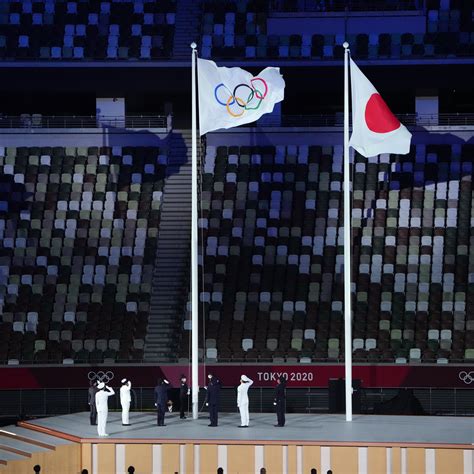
left=0, top=0, right=471, bottom=62
left=179, top=140, right=474, bottom=364
left=0, top=145, right=167, bottom=363
left=0, top=0, right=176, bottom=60
left=200, top=0, right=474, bottom=60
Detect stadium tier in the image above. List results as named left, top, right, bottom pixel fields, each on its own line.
left=200, top=0, right=474, bottom=60
left=179, top=141, right=474, bottom=364
left=0, top=0, right=176, bottom=60
left=0, top=0, right=471, bottom=62
left=2, top=139, right=473, bottom=364
left=0, top=146, right=167, bottom=364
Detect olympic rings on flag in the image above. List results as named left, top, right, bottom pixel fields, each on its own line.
left=214, top=77, right=269, bottom=117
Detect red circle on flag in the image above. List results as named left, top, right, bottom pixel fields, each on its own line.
left=364, top=93, right=400, bottom=133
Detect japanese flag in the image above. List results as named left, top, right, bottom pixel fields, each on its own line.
left=349, top=59, right=412, bottom=157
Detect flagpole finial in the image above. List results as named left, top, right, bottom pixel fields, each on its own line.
left=343, top=42, right=349, bottom=49
left=190, top=42, right=197, bottom=50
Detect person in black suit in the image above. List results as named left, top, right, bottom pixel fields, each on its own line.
left=179, top=375, right=189, bottom=419
left=274, top=375, right=287, bottom=427
left=154, top=378, right=170, bottom=426
left=88, top=380, right=98, bottom=425
left=205, top=373, right=221, bottom=427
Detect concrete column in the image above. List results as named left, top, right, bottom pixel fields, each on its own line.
left=96, top=97, right=125, bottom=127
left=415, top=91, right=438, bottom=125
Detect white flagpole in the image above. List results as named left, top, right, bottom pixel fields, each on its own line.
left=343, top=41, right=353, bottom=422
left=190, top=42, right=199, bottom=420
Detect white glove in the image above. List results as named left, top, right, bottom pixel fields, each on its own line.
left=154, top=403, right=157, bottom=407
left=273, top=402, right=277, bottom=406
left=206, top=402, right=209, bottom=407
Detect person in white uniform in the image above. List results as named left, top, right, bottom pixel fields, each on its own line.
left=95, top=382, right=115, bottom=437
left=237, top=374, right=253, bottom=427
left=120, top=378, right=132, bottom=426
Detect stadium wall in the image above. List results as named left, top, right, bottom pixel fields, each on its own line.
left=206, top=127, right=474, bottom=147
left=268, top=11, right=426, bottom=36
left=69, top=440, right=474, bottom=474
left=0, top=128, right=168, bottom=147
left=3, top=435, right=472, bottom=474
left=0, top=124, right=472, bottom=148
left=0, top=364, right=472, bottom=389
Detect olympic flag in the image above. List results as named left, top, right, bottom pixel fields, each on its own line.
left=349, top=58, right=411, bottom=157
left=197, top=58, right=285, bottom=135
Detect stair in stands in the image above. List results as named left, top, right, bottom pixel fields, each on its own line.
left=172, top=0, right=202, bottom=58
left=144, top=130, right=196, bottom=362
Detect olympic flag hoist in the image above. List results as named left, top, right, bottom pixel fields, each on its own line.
left=190, top=46, right=285, bottom=419
left=197, top=58, right=285, bottom=135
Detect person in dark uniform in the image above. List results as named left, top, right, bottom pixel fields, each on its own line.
left=88, top=380, right=99, bottom=425
left=274, top=375, right=287, bottom=427
left=179, top=375, right=190, bottom=419
left=154, top=378, right=170, bottom=426
left=205, top=373, right=221, bottom=427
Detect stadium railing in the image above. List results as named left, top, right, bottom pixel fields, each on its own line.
left=0, top=115, right=168, bottom=129
left=268, top=0, right=422, bottom=13
left=0, top=386, right=471, bottom=417
left=262, top=113, right=474, bottom=127
left=3, top=113, right=471, bottom=129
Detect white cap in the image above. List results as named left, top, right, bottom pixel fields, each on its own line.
left=164, top=379, right=169, bottom=384
left=121, top=378, right=127, bottom=384
left=241, top=375, right=250, bottom=382
left=97, top=382, right=105, bottom=389
left=208, top=374, right=212, bottom=379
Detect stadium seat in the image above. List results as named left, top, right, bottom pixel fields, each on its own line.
left=0, top=1, right=176, bottom=61
left=0, top=146, right=165, bottom=362
left=188, top=141, right=474, bottom=362
left=200, top=1, right=460, bottom=61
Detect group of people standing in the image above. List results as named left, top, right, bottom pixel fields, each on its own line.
left=87, top=373, right=287, bottom=436
left=154, top=375, right=191, bottom=426
left=88, top=375, right=190, bottom=435
left=205, top=373, right=287, bottom=428
left=88, top=378, right=132, bottom=437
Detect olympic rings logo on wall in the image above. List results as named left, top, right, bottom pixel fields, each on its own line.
left=458, top=371, right=474, bottom=384
left=214, top=78, right=268, bottom=117
left=88, top=370, right=115, bottom=384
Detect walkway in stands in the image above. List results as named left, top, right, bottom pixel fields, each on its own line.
left=172, top=0, right=202, bottom=58
left=145, top=130, right=194, bottom=361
